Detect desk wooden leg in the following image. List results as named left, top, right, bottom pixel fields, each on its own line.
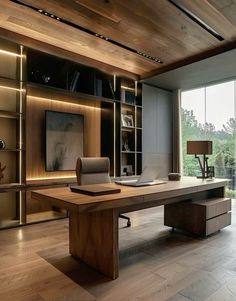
left=69, top=209, right=119, bottom=279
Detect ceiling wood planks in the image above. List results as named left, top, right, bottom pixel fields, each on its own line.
left=0, top=0, right=235, bottom=78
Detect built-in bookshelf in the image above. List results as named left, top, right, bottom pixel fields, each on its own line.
left=119, top=78, right=142, bottom=176
left=0, top=38, right=25, bottom=228
left=0, top=37, right=142, bottom=229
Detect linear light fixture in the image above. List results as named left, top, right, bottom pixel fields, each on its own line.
left=168, top=0, right=224, bottom=41
left=0, top=49, right=22, bottom=57
left=120, top=85, right=135, bottom=91
left=27, top=95, right=101, bottom=110
left=10, top=0, right=163, bottom=64
left=0, top=85, right=25, bottom=92
left=26, top=176, right=76, bottom=181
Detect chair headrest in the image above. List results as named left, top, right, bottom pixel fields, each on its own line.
left=77, top=157, right=110, bottom=174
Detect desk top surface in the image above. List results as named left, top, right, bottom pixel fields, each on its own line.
left=31, top=177, right=228, bottom=212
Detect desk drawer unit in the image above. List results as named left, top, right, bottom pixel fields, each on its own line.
left=164, top=198, right=231, bottom=236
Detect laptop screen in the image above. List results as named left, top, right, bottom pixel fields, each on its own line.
left=137, top=166, right=159, bottom=184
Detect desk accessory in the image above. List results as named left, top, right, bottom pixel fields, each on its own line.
left=0, top=139, right=6, bottom=149
left=168, top=173, right=181, bottom=181
left=187, top=140, right=212, bottom=179
left=207, top=166, right=215, bottom=178
left=70, top=185, right=121, bottom=196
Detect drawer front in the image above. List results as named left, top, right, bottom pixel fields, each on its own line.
left=206, top=198, right=231, bottom=219
left=206, top=212, right=231, bottom=235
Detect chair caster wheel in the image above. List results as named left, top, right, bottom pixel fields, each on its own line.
left=127, top=221, right=131, bottom=227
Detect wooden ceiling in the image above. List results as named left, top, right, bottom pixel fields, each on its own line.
left=0, top=0, right=236, bottom=79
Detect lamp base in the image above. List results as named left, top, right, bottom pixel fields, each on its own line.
left=197, top=176, right=210, bottom=179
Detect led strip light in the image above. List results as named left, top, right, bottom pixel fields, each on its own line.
left=0, top=49, right=22, bottom=57
left=168, top=0, right=224, bottom=42
left=10, top=0, right=163, bottom=64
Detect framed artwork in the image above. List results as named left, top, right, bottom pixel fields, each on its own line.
left=45, top=110, right=84, bottom=171
left=121, top=165, right=133, bottom=176
left=121, top=114, right=134, bottom=127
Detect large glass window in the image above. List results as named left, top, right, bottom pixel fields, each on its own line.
left=181, top=80, right=236, bottom=196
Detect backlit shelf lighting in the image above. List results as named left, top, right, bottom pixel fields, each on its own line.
left=121, top=86, right=135, bottom=91
left=0, top=49, right=22, bottom=57
left=27, top=176, right=77, bottom=181
left=19, top=45, right=24, bottom=185
left=27, top=95, right=101, bottom=110
left=0, top=85, right=25, bottom=92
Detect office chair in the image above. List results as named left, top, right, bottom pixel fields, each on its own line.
left=76, top=157, right=131, bottom=227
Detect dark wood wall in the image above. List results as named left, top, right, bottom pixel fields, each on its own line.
left=26, top=85, right=101, bottom=183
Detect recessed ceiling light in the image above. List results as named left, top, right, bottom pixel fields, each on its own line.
left=10, top=0, right=164, bottom=64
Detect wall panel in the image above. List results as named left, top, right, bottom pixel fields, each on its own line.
left=26, top=87, right=101, bottom=182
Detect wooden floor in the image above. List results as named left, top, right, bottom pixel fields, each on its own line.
left=0, top=203, right=236, bottom=301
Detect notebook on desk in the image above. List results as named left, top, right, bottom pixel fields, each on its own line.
left=115, top=167, right=167, bottom=187
left=70, top=185, right=121, bottom=196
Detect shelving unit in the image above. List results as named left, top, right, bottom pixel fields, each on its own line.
left=0, top=38, right=143, bottom=228
left=119, top=78, right=142, bottom=176
left=0, top=38, right=25, bottom=228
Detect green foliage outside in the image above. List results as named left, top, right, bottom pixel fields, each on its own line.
left=181, top=109, right=236, bottom=193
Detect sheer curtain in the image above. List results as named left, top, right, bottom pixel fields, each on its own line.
left=172, top=89, right=182, bottom=173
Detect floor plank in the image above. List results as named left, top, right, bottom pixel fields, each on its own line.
left=0, top=202, right=235, bottom=301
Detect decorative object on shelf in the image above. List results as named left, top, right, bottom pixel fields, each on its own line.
left=0, top=162, right=6, bottom=182
left=121, top=114, right=134, bottom=127
left=207, top=166, right=215, bottom=178
left=0, top=139, right=6, bottom=149
left=187, top=140, right=213, bottom=179
left=168, top=173, right=181, bottom=181
left=122, top=138, right=130, bottom=151
left=121, top=89, right=135, bottom=104
left=121, top=165, right=133, bottom=176
left=124, top=90, right=135, bottom=104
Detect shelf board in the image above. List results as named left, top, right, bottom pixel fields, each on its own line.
left=121, top=102, right=135, bottom=107
left=136, top=105, right=143, bottom=108
left=0, top=149, right=21, bottom=152
left=0, top=183, right=25, bottom=192
left=121, top=151, right=135, bottom=154
left=26, top=177, right=77, bottom=186
left=0, top=77, right=21, bottom=90
left=122, top=126, right=135, bottom=131
left=136, top=127, right=142, bottom=130
left=0, top=110, right=21, bottom=119
left=27, top=82, right=120, bottom=105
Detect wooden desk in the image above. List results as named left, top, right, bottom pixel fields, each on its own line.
left=32, top=177, right=228, bottom=279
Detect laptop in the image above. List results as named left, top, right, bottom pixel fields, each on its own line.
left=115, top=167, right=167, bottom=187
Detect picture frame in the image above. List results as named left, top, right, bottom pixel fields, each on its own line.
left=121, top=114, right=134, bottom=127
left=121, top=165, right=133, bottom=176
left=207, top=166, right=215, bottom=178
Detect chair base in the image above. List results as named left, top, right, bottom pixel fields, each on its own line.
left=119, top=214, right=131, bottom=227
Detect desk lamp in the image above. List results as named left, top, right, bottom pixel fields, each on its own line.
left=187, top=140, right=212, bottom=179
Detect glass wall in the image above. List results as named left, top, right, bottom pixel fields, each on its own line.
left=181, top=80, right=236, bottom=196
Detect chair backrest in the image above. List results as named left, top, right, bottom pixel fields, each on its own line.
left=76, top=157, right=111, bottom=185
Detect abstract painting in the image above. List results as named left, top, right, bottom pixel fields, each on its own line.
left=46, top=110, right=84, bottom=171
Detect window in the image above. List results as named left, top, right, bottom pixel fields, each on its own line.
left=181, top=80, right=236, bottom=196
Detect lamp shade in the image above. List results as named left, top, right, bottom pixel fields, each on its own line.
left=187, top=141, right=212, bottom=155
